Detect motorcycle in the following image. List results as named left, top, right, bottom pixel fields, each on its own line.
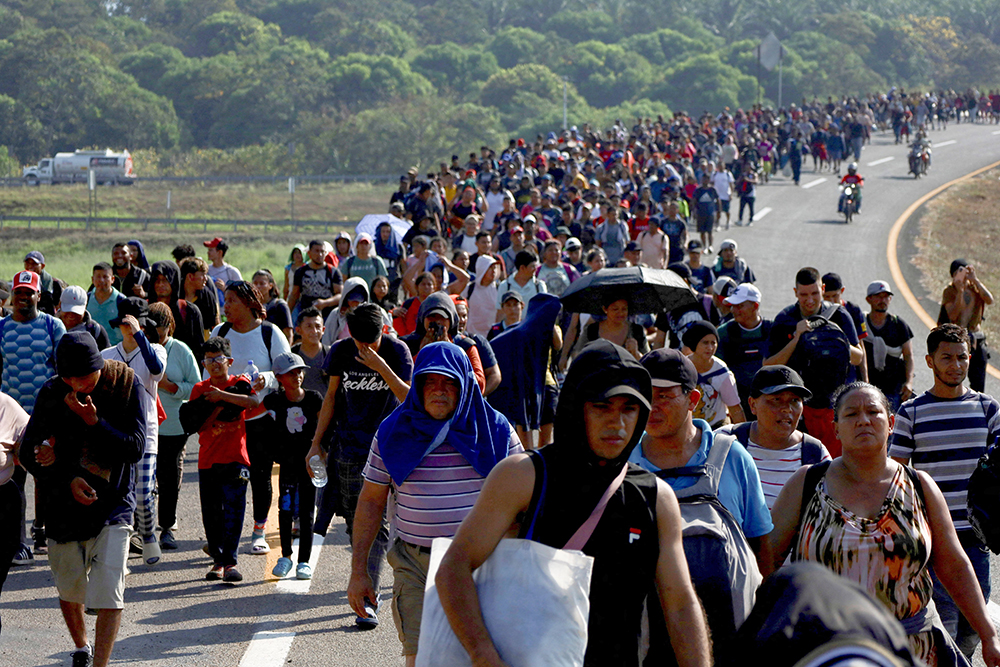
left=909, top=143, right=931, bottom=177
left=840, top=184, right=857, bottom=223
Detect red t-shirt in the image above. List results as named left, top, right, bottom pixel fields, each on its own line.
left=190, top=375, right=253, bottom=469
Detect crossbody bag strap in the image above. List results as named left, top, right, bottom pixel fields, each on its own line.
left=563, top=463, right=629, bottom=551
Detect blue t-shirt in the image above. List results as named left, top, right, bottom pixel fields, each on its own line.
left=87, top=289, right=126, bottom=347
left=0, top=314, right=66, bottom=414
left=629, top=419, right=773, bottom=538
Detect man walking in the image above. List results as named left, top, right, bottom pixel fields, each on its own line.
left=863, top=280, right=914, bottom=412
left=204, top=238, right=243, bottom=306
left=890, top=324, right=1000, bottom=660
left=717, top=283, right=771, bottom=418
left=19, top=332, right=145, bottom=667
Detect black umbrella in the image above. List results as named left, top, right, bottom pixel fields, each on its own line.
left=560, top=266, right=698, bottom=315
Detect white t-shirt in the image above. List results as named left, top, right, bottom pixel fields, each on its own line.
left=208, top=263, right=243, bottom=303
left=483, top=190, right=507, bottom=231
left=712, top=171, right=734, bottom=200
left=638, top=230, right=669, bottom=269
left=209, top=321, right=292, bottom=419
left=690, top=356, right=740, bottom=428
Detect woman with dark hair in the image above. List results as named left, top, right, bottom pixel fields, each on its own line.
left=283, top=245, right=307, bottom=301
left=150, top=260, right=206, bottom=362
left=214, top=280, right=292, bottom=555
left=371, top=275, right=395, bottom=312
left=765, top=382, right=1000, bottom=667
left=571, top=295, right=649, bottom=361
left=252, top=269, right=293, bottom=345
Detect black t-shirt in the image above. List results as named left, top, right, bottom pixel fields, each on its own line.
left=324, top=335, right=413, bottom=461
left=293, top=264, right=343, bottom=314
left=265, top=298, right=292, bottom=331
left=264, top=390, right=324, bottom=467
left=768, top=302, right=860, bottom=408
left=863, top=314, right=914, bottom=398
left=717, top=319, right=773, bottom=401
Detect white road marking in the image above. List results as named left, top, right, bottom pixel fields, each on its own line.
left=936, top=140, right=957, bottom=147
left=752, top=207, right=772, bottom=221
left=802, top=178, right=827, bottom=189
left=276, top=532, right=326, bottom=594
left=989, top=600, right=1000, bottom=627
left=867, top=157, right=895, bottom=166
left=238, top=630, right=295, bottom=667
left=993, top=130, right=1000, bottom=135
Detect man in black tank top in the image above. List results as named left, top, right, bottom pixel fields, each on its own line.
left=435, top=340, right=711, bottom=667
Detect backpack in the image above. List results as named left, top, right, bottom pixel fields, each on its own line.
left=644, top=433, right=762, bottom=667
left=218, top=321, right=276, bottom=366
left=796, top=303, right=851, bottom=401
left=966, top=396, right=999, bottom=553
left=729, top=421, right=825, bottom=465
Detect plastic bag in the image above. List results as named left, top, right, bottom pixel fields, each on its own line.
left=416, top=537, right=594, bottom=667
left=781, top=162, right=792, bottom=178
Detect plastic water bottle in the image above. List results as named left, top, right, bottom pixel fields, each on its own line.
left=244, top=359, right=259, bottom=383
left=309, top=455, right=328, bottom=488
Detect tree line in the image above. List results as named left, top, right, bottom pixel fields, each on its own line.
left=1, top=0, right=999, bottom=174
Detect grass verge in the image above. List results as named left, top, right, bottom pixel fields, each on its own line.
left=912, top=167, right=1000, bottom=347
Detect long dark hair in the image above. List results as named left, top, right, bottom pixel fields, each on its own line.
left=225, top=280, right=266, bottom=320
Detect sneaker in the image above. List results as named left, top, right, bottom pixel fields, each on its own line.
left=143, top=536, right=161, bottom=565
left=129, top=534, right=143, bottom=555
left=206, top=565, right=224, bottom=581
left=11, top=545, right=33, bottom=566
left=160, top=529, right=178, bottom=551
left=296, top=563, right=312, bottom=580
left=356, top=601, right=379, bottom=629
left=272, top=557, right=293, bottom=578
left=71, top=647, right=93, bottom=667
left=32, top=525, right=47, bottom=555
left=250, top=530, right=270, bottom=555
left=223, top=566, right=243, bottom=583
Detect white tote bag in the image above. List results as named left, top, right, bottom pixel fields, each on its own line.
left=415, top=537, right=595, bottom=667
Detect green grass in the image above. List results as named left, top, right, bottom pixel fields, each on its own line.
left=0, top=180, right=396, bottom=223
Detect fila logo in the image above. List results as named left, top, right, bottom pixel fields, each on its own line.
left=628, top=528, right=641, bottom=544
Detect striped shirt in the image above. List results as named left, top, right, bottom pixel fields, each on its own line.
left=363, top=431, right=522, bottom=547
left=747, top=438, right=832, bottom=510
left=888, top=391, right=1000, bottom=533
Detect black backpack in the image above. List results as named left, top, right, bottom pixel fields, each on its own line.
left=796, top=303, right=851, bottom=401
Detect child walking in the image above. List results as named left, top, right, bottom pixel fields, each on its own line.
left=180, top=337, right=262, bottom=583
left=265, top=353, right=324, bottom=579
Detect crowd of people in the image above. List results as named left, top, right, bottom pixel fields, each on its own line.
left=1, top=91, right=999, bottom=667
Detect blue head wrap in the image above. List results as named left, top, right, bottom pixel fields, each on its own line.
left=376, top=341, right=512, bottom=486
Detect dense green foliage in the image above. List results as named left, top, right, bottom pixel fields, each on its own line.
left=2, top=0, right=1000, bottom=173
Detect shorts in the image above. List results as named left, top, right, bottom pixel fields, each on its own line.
left=696, top=214, right=714, bottom=233
left=387, top=539, right=432, bottom=656
left=719, top=199, right=730, bottom=213
left=540, top=384, right=558, bottom=425
left=48, top=523, right=130, bottom=610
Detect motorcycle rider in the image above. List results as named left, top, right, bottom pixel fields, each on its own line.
left=838, top=163, right=864, bottom=214
left=909, top=130, right=932, bottom=174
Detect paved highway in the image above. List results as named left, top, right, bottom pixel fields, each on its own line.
left=3, top=121, right=1000, bottom=666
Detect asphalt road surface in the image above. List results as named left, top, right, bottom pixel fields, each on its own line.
left=3, top=121, right=1000, bottom=666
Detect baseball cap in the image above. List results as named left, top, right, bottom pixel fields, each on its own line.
left=522, top=214, right=537, bottom=224
left=24, top=250, right=44, bottom=264
left=203, top=237, right=224, bottom=249
left=687, top=239, right=703, bottom=252
left=822, top=272, right=844, bottom=291
left=11, top=271, right=40, bottom=293
left=554, top=226, right=571, bottom=237
left=501, top=290, right=524, bottom=305
left=866, top=280, right=894, bottom=297
left=724, top=283, right=762, bottom=306
left=750, top=365, right=813, bottom=400
left=509, top=225, right=524, bottom=234
left=564, top=238, right=582, bottom=250
left=60, top=285, right=88, bottom=316
left=109, top=296, right=152, bottom=328
left=640, top=348, right=698, bottom=391
left=719, top=239, right=738, bottom=252
left=667, top=262, right=692, bottom=282
left=713, top=276, right=737, bottom=298
left=595, top=377, right=652, bottom=411
left=272, top=352, right=308, bottom=376
left=356, top=232, right=374, bottom=245
left=625, top=241, right=641, bottom=253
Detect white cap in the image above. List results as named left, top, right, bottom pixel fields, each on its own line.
left=866, top=280, right=894, bottom=297
left=724, top=283, right=762, bottom=306
left=60, top=285, right=88, bottom=316
left=719, top=239, right=738, bottom=252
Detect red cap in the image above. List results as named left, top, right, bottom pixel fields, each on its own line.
left=203, top=237, right=223, bottom=248
left=12, top=271, right=40, bottom=292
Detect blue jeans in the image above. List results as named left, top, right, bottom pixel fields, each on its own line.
left=199, top=463, right=249, bottom=567
left=931, top=533, right=991, bottom=658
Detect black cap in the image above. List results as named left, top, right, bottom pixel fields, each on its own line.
left=687, top=239, right=703, bottom=251
left=640, top=348, right=697, bottom=392
left=750, top=365, right=813, bottom=399
left=56, top=331, right=105, bottom=379
left=822, top=272, right=844, bottom=291
left=109, top=296, right=152, bottom=329
left=625, top=241, right=640, bottom=252
left=500, top=290, right=524, bottom=305
left=950, top=259, right=969, bottom=276
left=667, top=262, right=692, bottom=282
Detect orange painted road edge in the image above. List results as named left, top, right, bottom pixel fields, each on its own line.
left=886, top=159, right=1000, bottom=380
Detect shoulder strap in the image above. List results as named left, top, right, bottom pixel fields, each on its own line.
left=733, top=421, right=753, bottom=447
left=564, top=463, right=629, bottom=551
left=820, top=303, right=839, bottom=321
left=523, top=451, right=547, bottom=541
left=342, top=256, right=355, bottom=275
left=901, top=464, right=927, bottom=510
left=801, top=434, right=825, bottom=465
left=219, top=322, right=232, bottom=337
left=800, top=460, right=832, bottom=522
left=657, top=432, right=733, bottom=499
left=261, top=322, right=274, bottom=365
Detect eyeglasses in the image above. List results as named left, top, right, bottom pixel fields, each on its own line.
left=202, top=356, right=232, bottom=366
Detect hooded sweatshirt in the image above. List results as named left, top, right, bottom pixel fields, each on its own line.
left=465, top=255, right=499, bottom=337
left=150, top=260, right=205, bottom=361
left=401, top=292, right=486, bottom=393
left=321, top=276, right=394, bottom=346
left=518, top=340, right=660, bottom=666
